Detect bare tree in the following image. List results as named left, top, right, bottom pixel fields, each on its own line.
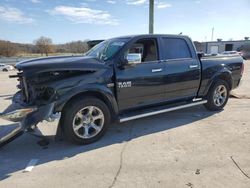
left=34, top=36, right=54, bottom=56
left=0, top=40, right=18, bottom=57
left=66, top=41, right=89, bottom=53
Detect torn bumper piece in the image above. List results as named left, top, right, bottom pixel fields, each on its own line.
left=0, top=103, right=55, bottom=147
left=0, top=107, right=37, bottom=122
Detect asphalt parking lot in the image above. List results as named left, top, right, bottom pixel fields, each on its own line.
left=0, top=61, right=249, bottom=188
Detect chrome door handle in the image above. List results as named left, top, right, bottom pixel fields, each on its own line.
left=152, top=68, right=162, bottom=73
left=189, top=65, right=198, bottom=69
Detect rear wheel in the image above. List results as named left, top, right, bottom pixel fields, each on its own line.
left=61, top=97, right=111, bottom=145
left=2, top=68, right=8, bottom=72
left=204, top=79, right=229, bottom=111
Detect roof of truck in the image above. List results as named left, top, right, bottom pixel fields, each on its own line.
left=113, top=34, right=190, bottom=40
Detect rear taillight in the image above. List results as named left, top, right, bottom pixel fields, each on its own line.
left=241, top=63, right=244, bottom=76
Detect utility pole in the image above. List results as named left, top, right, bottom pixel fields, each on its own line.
left=149, top=0, right=154, bottom=34
left=211, top=27, right=214, bottom=41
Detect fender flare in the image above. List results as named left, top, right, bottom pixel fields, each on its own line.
left=203, top=68, right=233, bottom=96
left=54, top=84, right=119, bottom=118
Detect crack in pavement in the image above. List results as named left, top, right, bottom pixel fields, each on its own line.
left=230, top=156, right=250, bottom=179
left=108, top=122, right=134, bottom=188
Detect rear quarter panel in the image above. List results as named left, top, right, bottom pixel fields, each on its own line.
left=198, top=55, right=243, bottom=97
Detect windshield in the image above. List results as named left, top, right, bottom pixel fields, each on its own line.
left=85, top=38, right=129, bottom=61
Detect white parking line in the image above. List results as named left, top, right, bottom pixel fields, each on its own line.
left=23, top=159, right=38, bottom=172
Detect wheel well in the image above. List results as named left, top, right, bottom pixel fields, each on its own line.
left=217, top=74, right=232, bottom=90
left=204, top=73, right=233, bottom=97
left=62, top=91, right=116, bottom=120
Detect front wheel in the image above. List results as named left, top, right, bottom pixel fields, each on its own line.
left=204, top=80, right=230, bottom=111
left=61, top=97, right=111, bottom=145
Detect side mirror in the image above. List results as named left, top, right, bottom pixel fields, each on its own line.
left=126, top=53, right=142, bottom=65
left=197, top=52, right=204, bottom=59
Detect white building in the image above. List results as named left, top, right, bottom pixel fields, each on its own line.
left=203, top=38, right=250, bottom=54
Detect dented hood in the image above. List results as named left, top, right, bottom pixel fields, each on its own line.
left=16, top=55, right=108, bottom=75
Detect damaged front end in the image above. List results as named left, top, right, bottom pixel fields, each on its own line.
left=0, top=70, right=76, bottom=146
left=0, top=56, right=110, bottom=147
left=0, top=103, right=54, bottom=147
left=0, top=71, right=56, bottom=147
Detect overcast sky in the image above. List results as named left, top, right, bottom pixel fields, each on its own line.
left=0, top=0, right=249, bottom=44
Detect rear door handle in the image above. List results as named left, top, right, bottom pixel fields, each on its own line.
left=152, top=68, right=162, bottom=73
left=189, top=65, right=198, bottom=69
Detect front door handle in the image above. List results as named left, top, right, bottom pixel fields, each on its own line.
left=152, top=68, right=162, bottom=73
left=189, top=65, right=198, bottom=69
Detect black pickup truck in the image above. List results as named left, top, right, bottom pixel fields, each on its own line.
left=0, top=34, right=244, bottom=146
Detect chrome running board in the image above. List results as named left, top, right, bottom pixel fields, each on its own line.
left=119, top=100, right=207, bottom=123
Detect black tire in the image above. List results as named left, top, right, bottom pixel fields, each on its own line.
left=2, top=68, right=8, bottom=72
left=61, top=97, right=111, bottom=145
left=204, top=79, right=230, bottom=111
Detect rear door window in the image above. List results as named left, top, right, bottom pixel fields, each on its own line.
left=161, top=38, right=191, bottom=59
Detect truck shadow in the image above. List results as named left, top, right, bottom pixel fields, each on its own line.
left=0, top=105, right=219, bottom=181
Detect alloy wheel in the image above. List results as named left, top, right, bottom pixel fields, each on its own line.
left=213, top=85, right=227, bottom=106
left=72, top=106, right=105, bottom=139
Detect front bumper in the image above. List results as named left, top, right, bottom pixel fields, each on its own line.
left=0, top=102, right=55, bottom=147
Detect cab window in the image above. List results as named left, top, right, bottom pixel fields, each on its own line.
left=161, top=38, right=191, bottom=59
left=125, top=38, right=158, bottom=64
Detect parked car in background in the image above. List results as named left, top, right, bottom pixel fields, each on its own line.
left=204, top=53, right=218, bottom=57
left=0, top=63, right=14, bottom=72
left=221, top=51, right=246, bottom=59
left=221, top=51, right=238, bottom=55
